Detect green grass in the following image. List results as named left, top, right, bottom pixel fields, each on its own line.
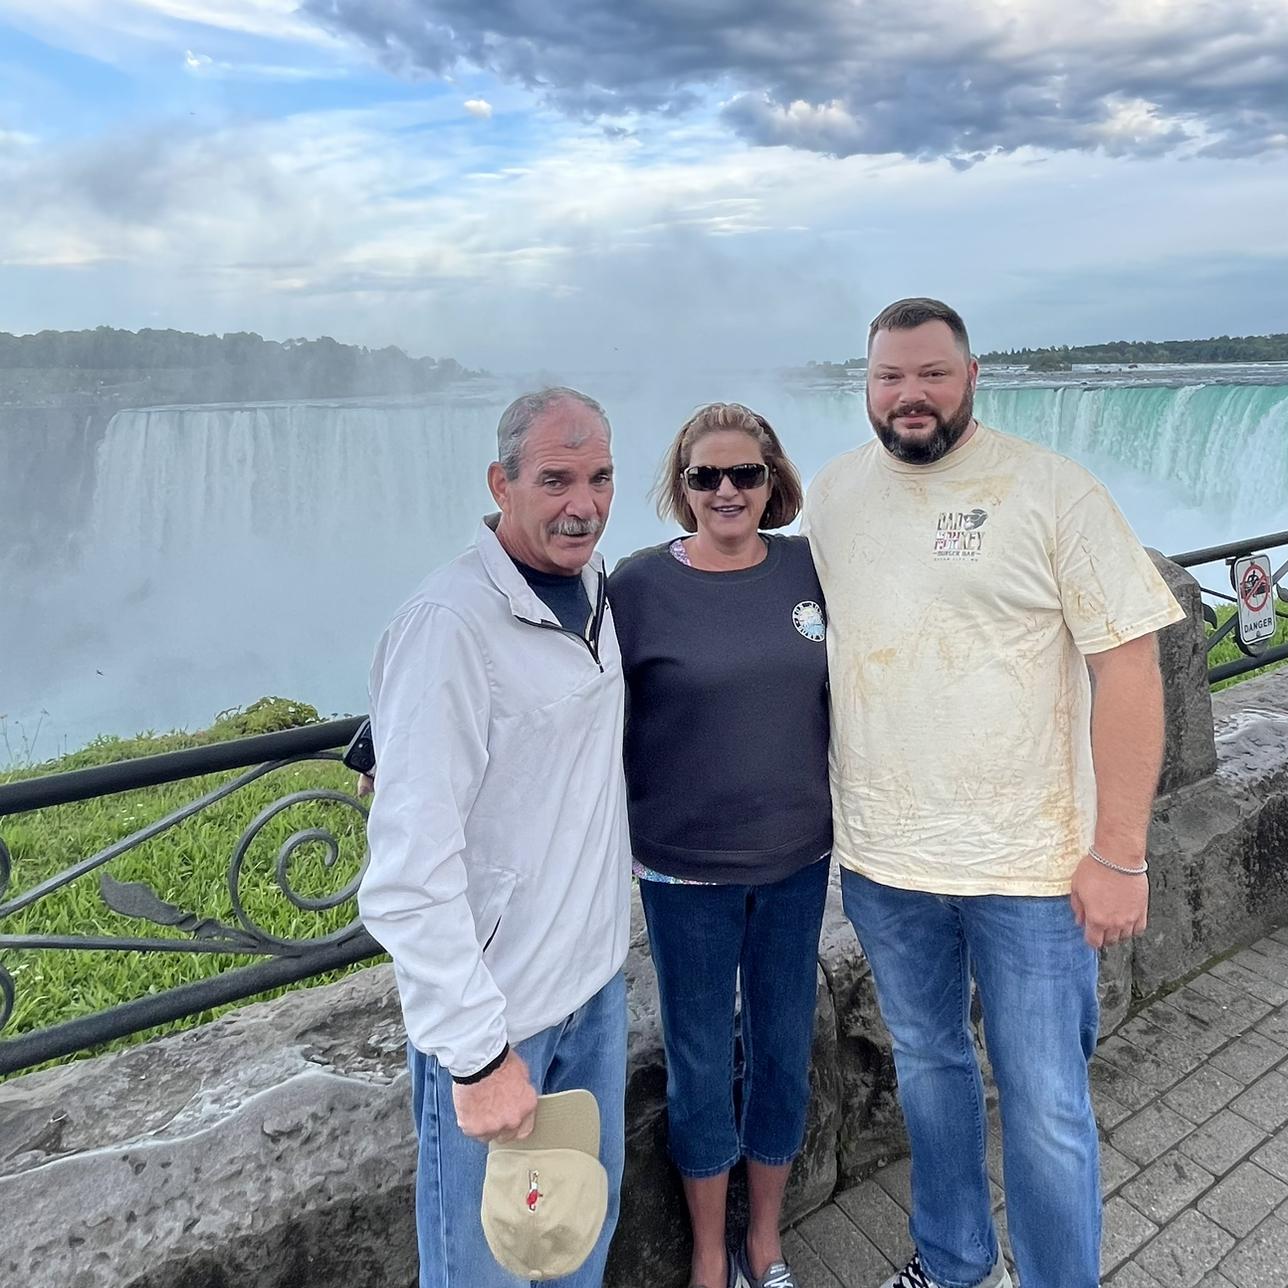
left=0, top=699, right=384, bottom=1075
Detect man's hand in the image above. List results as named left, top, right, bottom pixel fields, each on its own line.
left=1070, top=853, right=1148, bottom=950
left=356, top=773, right=375, bottom=798
left=452, top=1049, right=539, bottom=1143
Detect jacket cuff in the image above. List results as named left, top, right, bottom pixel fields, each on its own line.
left=451, top=1042, right=510, bottom=1085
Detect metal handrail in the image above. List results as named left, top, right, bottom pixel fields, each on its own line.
left=0, top=716, right=363, bottom=817
left=1210, top=646, right=1288, bottom=685
left=1168, top=531, right=1288, bottom=568
left=0, top=927, right=381, bottom=1076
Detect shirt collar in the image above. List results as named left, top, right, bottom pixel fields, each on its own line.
left=476, top=514, right=604, bottom=623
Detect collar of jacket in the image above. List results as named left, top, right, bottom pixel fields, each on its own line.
left=476, top=514, right=606, bottom=625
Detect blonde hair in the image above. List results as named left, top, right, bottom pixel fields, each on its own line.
left=652, top=402, right=804, bottom=533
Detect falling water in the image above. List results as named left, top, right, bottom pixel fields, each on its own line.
left=3, top=367, right=1285, bottom=760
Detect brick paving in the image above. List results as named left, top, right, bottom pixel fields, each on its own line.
left=783, top=930, right=1288, bottom=1287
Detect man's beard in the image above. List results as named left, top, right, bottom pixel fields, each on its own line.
left=868, top=388, right=975, bottom=465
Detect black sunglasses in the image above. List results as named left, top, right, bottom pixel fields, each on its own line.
left=682, top=463, right=770, bottom=492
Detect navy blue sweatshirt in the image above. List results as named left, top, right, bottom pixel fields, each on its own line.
left=608, top=534, right=831, bottom=884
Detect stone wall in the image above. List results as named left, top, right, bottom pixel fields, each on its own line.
left=3, top=558, right=1287, bottom=1288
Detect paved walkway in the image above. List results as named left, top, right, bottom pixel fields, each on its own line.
left=781, top=925, right=1288, bottom=1288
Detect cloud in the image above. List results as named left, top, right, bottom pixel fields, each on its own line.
left=1, top=0, right=345, bottom=77
left=182, top=47, right=349, bottom=80
left=2, top=97, right=1287, bottom=372
left=299, top=0, right=1288, bottom=161
left=0, top=129, right=38, bottom=155
left=463, top=98, right=493, bottom=119
left=5, top=0, right=330, bottom=47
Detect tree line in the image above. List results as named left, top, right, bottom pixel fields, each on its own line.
left=978, top=333, right=1288, bottom=365
left=0, top=326, right=477, bottom=401
left=802, top=331, right=1288, bottom=372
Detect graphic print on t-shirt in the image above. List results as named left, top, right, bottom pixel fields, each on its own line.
left=933, top=507, right=989, bottom=560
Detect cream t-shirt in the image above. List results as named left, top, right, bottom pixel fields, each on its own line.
left=803, top=423, right=1185, bottom=896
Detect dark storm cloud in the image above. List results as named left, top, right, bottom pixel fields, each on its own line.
left=301, top=0, right=1288, bottom=160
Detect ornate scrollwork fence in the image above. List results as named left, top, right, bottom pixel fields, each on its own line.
left=0, top=718, right=382, bottom=1076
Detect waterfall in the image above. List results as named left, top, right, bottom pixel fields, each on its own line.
left=4, top=372, right=1286, bottom=759
left=975, top=383, right=1288, bottom=524
left=86, top=399, right=499, bottom=582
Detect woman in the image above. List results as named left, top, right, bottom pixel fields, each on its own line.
left=609, top=403, right=831, bottom=1288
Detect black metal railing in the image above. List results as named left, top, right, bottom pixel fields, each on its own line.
left=1168, top=531, right=1288, bottom=684
left=0, top=716, right=382, bottom=1076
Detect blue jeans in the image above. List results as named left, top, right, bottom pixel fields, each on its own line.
left=409, top=971, right=627, bottom=1288
left=841, top=870, right=1100, bottom=1288
left=640, top=857, right=830, bottom=1176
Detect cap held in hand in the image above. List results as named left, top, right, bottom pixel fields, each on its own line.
left=481, top=1089, right=608, bottom=1281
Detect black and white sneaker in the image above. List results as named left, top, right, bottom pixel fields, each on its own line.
left=732, top=1239, right=796, bottom=1288
left=880, top=1251, right=1012, bottom=1288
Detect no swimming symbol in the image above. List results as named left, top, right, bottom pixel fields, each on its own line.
left=1239, top=562, right=1271, bottom=613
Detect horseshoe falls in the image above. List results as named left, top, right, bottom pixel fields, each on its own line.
left=3, top=369, right=1286, bottom=760
left=973, top=382, right=1288, bottom=534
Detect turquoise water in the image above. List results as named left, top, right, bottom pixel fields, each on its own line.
left=975, top=382, right=1288, bottom=525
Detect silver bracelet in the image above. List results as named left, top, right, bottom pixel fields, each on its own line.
left=1088, top=845, right=1148, bottom=876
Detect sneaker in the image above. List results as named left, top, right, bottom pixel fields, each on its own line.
left=733, top=1241, right=796, bottom=1288
left=880, top=1251, right=1012, bottom=1288
left=687, top=1249, right=749, bottom=1288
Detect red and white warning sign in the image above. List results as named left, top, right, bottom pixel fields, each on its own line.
left=1233, top=553, right=1276, bottom=648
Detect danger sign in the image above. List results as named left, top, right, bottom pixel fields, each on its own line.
left=1232, top=553, right=1277, bottom=649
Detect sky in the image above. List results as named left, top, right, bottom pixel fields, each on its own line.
left=1, top=0, right=1287, bottom=370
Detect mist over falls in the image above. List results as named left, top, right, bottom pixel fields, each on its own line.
left=3, top=369, right=1287, bottom=763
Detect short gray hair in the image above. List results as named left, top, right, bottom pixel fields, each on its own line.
left=496, top=387, right=612, bottom=480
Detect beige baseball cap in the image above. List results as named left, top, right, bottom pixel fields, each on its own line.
left=481, top=1089, right=608, bottom=1281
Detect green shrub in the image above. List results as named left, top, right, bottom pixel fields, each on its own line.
left=211, top=696, right=323, bottom=737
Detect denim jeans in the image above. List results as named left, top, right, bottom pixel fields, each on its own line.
left=640, top=857, right=830, bottom=1176
left=841, top=869, right=1100, bottom=1288
left=408, top=971, right=627, bottom=1288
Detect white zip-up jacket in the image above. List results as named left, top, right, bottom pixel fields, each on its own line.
left=359, top=517, right=631, bottom=1076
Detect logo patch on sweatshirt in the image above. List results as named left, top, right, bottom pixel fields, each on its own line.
left=933, top=508, right=988, bottom=560
left=792, top=601, right=826, bottom=642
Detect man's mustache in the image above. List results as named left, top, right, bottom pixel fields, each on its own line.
left=548, top=516, right=604, bottom=537
left=891, top=402, right=941, bottom=420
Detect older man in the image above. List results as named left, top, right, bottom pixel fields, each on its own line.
left=359, top=387, right=630, bottom=1288
left=804, top=299, right=1184, bottom=1288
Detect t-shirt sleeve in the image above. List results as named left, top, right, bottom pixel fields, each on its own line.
left=1054, top=468, right=1186, bottom=654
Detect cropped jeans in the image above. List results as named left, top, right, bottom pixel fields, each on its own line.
left=841, top=870, right=1101, bottom=1288
left=409, top=971, right=627, bottom=1288
left=640, top=856, right=830, bottom=1177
